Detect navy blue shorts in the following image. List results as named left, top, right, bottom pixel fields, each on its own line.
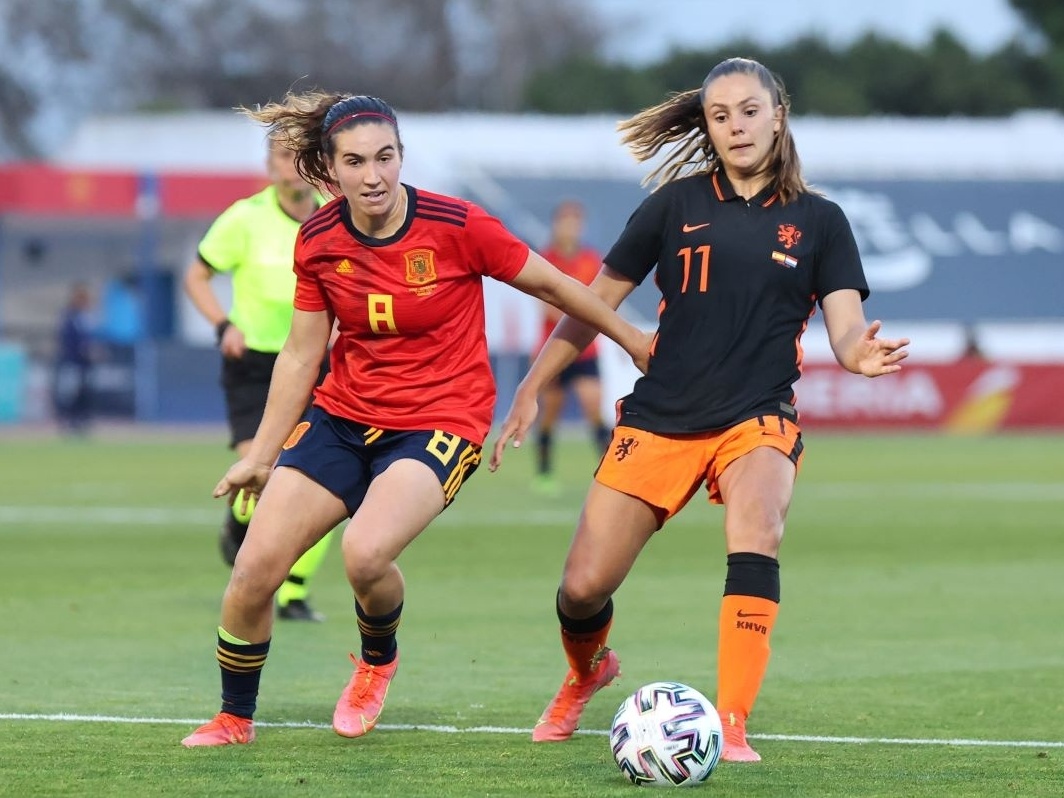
left=274, top=406, right=482, bottom=517
left=557, top=358, right=600, bottom=388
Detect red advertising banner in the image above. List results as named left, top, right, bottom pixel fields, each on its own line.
left=795, top=359, right=1064, bottom=430
left=0, top=163, right=265, bottom=217
left=0, top=164, right=140, bottom=215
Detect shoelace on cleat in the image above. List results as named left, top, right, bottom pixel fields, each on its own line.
left=347, top=654, right=389, bottom=704
left=206, top=713, right=250, bottom=741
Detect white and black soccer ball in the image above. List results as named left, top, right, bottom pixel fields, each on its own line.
left=609, top=681, right=724, bottom=787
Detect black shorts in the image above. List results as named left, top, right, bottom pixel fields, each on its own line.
left=221, top=350, right=277, bottom=448
left=221, top=350, right=330, bottom=448
left=557, top=358, right=600, bottom=388
left=275, top=405, right=482, bottom=517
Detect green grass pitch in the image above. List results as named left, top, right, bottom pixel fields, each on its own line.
left=1, top=428, right=1062, bottom=796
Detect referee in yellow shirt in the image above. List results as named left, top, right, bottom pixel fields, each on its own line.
left=183, top=136, right=333, bottom=621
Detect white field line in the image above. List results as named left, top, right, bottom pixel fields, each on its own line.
left=0, top=482, right=1061, bottom=528
left=0, top=506, right=582, bottom=526
left=1, top=712, right=1062, bottom=749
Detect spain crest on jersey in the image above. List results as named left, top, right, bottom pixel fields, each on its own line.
left=404, top=248, right=437, bottom=285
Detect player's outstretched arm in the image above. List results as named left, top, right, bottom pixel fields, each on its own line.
left=509, top=252, right=646, bottom=371
left=822, top=289, right=910, bottom=377
left=490, top=258, right=645, bottom=472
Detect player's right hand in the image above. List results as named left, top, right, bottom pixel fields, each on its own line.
left=212, top=458, right=273, bottom=513
left=489, top=391, right=540, bottom=472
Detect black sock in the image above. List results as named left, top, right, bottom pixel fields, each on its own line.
left=556, top=592, right=614, bottom=634
left=723, top=552, right=780, bottom=602
left=537, top=430, right=553, bottom=475
left=216, top=634, right=270, bottom=719
left=356, top=601, right=403, bottom=665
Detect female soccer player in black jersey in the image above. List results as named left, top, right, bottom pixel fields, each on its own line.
left=492, top=57, right=909, bottom=763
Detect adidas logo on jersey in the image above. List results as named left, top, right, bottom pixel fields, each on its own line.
left=336, top=259, right=354, bottom=274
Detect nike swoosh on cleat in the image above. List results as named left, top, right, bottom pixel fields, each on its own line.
left=736, top=610, right=769, bottom=618
left=682, top=222, right=710, bottom=232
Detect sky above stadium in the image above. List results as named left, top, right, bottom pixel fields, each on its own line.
left=590, top=0, right=1029, bottom=63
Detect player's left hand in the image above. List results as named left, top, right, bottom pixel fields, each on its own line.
left=855, top=320, right=910, bottom=377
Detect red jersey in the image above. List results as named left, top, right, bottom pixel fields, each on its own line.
left=537, top=244, right=602, bottom=361
left=293, top=186, right=529, bottom=444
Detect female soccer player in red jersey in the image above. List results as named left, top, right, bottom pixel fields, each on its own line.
left=532, top=199, right=612, bottom=495
left=491, top=57, right=910, bottom=762
left=182, top=93, right=651, bottom=748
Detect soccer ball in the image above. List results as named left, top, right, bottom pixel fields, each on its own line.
left=609, top=681, right=724, bottom=787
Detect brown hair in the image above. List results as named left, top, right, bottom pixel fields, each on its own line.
left=617, top=57, right=809, bottom=203
left=243, top=92, right=402, bottom=194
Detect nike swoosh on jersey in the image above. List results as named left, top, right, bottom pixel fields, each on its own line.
left=682, top=222, right=711, bottom=232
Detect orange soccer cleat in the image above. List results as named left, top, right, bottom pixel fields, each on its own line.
left=332, top=653, right=400, bottom=738
left=719, top=709, right=761, bottom=762
left=532, top=648, right=621, bottom=742
left=181, top=712, right=255, bottom=748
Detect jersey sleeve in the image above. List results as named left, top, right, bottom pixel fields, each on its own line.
left=463, top=203, right=530, bottom=282
left=603, top=189, right=668, bottom=285
left=196, top=201, right=248, bottom=273
left=292, top=230, right=329, bottom=312
left=814, top=199, right=870, bottom=305
left=575, top=248, right=603, bottom=285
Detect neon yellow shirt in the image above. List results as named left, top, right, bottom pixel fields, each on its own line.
left=197, top=185, right=313, bottom=353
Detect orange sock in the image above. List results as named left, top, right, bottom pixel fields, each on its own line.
left=716, top=595, right=779, bottom=720
left=561, top=619, right=613, bottom=680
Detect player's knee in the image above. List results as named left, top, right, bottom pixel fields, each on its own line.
left=559, top=573, right=612, bottom=616
left=729, top=491, right=788, bottom=536
left=344, top=552, right=394, bottom=592
left=226, top=561, right=286, bottom=607
left=726, top=515, right=784, bottom=556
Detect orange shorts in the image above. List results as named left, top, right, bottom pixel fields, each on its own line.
left=594, top=416, right=803, bottom=522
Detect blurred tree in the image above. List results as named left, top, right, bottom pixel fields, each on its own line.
left=0, top=0, right=601, bottom=157
left=0, top=67, right=37, bottom=156
left=1, top=0, right=1062, bottom=160
left=0, top=0, right=96, bottom=158
left=525, top=28, right=1061, bottom=117
left=1009, top=0, right=1064, bottom=47
left=524, top=58, right=663, bottom=114
left=111, top=0, right=597, bottom=111
left=1008, top=0, right=1064, bottom=108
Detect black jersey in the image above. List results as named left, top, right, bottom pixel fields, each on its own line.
left=606, top=170, right=869, bottom=433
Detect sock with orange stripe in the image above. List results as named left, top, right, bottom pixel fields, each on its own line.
left=716, top=553, right=780, bottom=722
left=557, top=593, right=614, bottom=679
left=216, top=627, right=270, bottom=719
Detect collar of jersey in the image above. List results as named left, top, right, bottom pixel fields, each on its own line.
left=711, top=169, right=778, bottom=207
left=340, top=184, right=415, bottom=247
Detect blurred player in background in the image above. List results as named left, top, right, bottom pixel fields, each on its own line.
left=53, top=281, right=97, bottom=435
left=181, top=92, right=651, bottom=748
left=532, top=200, right=611, bottom=495
left=183, top=137, right=333, bottom=622
left=492, top=57, right=909, bottom=762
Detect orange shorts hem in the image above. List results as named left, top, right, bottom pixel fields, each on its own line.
left=595, top=416, right=803, bottom=520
